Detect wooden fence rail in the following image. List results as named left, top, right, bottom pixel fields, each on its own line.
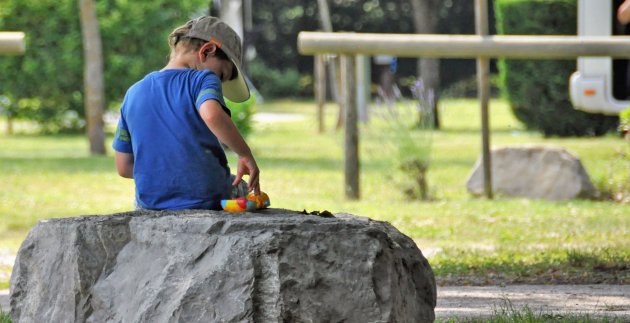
left=299, top=33, right=630, bottom=59
left=0, top=32, right=25, bottom=55
left=298, top=31, right=630, bottom=199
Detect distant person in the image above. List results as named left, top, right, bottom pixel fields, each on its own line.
left=112, top=16, right=260, bottom=210
left=619, top=0, right=630, bottom=25
left=616, top=0, right=630, bottom=99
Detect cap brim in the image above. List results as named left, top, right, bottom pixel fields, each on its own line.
left=222, top=63, right=250, bottom=103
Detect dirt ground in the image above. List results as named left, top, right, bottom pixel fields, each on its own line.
left=2, top=284, right=629, bottom=320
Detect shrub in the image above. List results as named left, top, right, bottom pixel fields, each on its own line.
left=620, top=107, right=630, bottom=136
left=225, top=93, right=256, bottom=139
left=368, top=79, right=435, bottom=200
left=247, top=59, right=303, bottom=99
left=494, top=0, right=619, bottom=136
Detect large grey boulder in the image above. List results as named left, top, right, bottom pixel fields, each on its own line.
left=466, top=145, right=598, bottom=200
left=10, top=209, right=436, bottom=323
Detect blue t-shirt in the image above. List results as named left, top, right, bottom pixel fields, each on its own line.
left=112, top=69, right=231, bottom=210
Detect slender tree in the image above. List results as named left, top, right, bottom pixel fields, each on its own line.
left=316, top=0, right=344, bottom=130
left=411, top=0, right=441, bottom=129
left=79, top=0, right=106, bottom=155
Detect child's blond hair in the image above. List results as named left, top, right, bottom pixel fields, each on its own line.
left=167, top=22, right=232, bottom=65
left=168, top=22, right=206, bottom=57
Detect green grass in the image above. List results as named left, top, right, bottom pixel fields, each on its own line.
left=0, top=311, right=10, bottom=323
left=1, top=98, right=629, bottom=288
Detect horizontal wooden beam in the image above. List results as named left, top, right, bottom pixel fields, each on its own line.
left=298, top=32, right=630, bottom=59
left=0, top=32, right=25, bottom=55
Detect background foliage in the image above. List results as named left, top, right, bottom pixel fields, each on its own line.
left=494, top=0, right=619, bottom=137
left=0, top=0, right=207, bottom=132
left=0, top=1, right=490, bottom=132
left=247, top=0, right=494, bottom=99
left=0, top=0, right=622, bottom=137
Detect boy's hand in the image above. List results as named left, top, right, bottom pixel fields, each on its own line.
left=233, top=155, right=260, bottom=195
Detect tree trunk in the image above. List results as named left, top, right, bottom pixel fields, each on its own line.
left=317, top=0, right=344, bottom=130
left=411, top=0, right=441, bottom=129
left=6, top=114, right=12, bottom=135
left=79, top=0, right=106, bottom=155
left=218, top=0, right=244, bottom=41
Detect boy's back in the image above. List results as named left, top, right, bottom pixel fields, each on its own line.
left=114, top=69, right=231, bottom=210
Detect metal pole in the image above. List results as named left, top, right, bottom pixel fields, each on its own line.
left=476, top=0, right=492, bottom=199
left=341, top=54, right=359, bottom=199
left=0, top=32, right=25, bottom=55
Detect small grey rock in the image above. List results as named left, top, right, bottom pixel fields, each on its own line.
left=466, top=145, right=598, bottom=200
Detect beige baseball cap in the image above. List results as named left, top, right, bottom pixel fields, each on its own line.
left=181, top=16, right=250, bottom=103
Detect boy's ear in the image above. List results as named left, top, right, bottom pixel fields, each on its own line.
left=198, top=42, right=218, bottom=60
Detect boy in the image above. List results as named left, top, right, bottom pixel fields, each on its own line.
left=112, top=16, right=260, bottom=210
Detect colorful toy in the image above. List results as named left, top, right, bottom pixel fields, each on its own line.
left=247, top=191, right=270, bottom=209
left=221, top=192, right=270, bottom=212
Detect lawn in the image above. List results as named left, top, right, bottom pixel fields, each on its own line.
left=1, top=98, right=629, bottom=289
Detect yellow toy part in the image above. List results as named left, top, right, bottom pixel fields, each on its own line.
left=221, top=198, right=256, bottom=212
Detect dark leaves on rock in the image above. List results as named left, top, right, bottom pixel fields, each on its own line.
left=300, top=210, right=335, bottom=218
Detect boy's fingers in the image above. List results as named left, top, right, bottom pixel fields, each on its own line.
left=232, top=171, right=244, bottom=186
left=247, top=171, right=260, bottom=194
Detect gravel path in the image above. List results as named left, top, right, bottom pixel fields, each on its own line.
left=436, top=284, right=630, bottom=320
left=2, top=284, right=629, bottom=319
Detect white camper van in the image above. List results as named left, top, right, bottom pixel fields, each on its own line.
left=570, top=0, right=630, bottom=115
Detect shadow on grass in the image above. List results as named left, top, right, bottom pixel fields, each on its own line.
left=432, top=248, right=630, bottom=286
left=258, top=156, right=342, bottom=171
left=0, top=156, right=114, bottom=173
left=437, top=128, right=533, bottom=135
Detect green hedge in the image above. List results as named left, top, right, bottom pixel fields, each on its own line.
left=494, top=0, right=618, bottom=136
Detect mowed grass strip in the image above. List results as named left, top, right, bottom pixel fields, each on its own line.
left=1, top=98, right=629, bottom=287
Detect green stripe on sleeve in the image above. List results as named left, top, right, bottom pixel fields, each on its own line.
left=196, top=88, right=220, bottom=106
left=116, top=128, right=131, bottom=142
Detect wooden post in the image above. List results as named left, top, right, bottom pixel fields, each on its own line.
left=355, top=55, right=370, bottom=123
left=475, top=0, right=492, bottom=199
left=79, top=0, right=106, bottom=155
left=0, top=32, right=25, bottom=54
left=0, top=32, right=25, bottom=135
left=6, top=115, right=13, bottom=135
left=315, top=54, right=326, bottom=133
left=341, top=54, right=359, bottom=199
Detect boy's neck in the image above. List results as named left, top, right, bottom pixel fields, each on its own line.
left=162, top=62, right=191, bottom=71
left=162, top=52, right=196, bottom=71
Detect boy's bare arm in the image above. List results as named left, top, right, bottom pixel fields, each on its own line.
left=115, top=152, right=134, bottom=178
left=199, top=100, right=260, bottom=194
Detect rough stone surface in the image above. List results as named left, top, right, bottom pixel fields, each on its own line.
left=466, top=145, right=598, bottom=200
left=10, top=209, right=436, bottom=323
